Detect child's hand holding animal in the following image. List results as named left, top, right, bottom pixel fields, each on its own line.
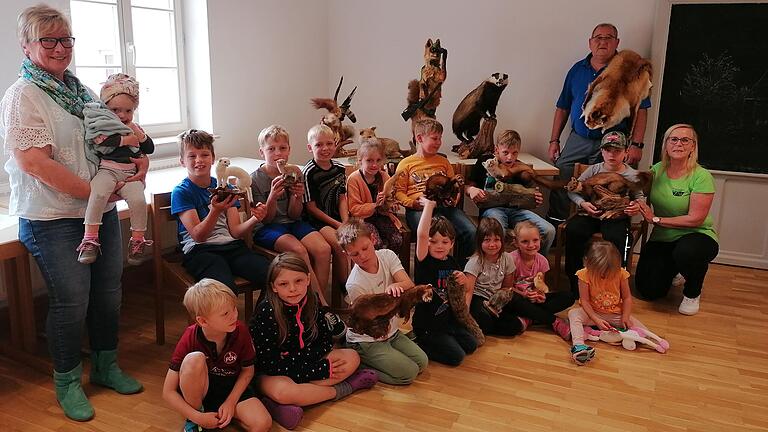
left=580, top=201, right=602, bottom=217
left=385, top=284, right=404, bottom=297
left=250, top=202, right=267, bottom=221
left=467, top=186, right=487, bottom=203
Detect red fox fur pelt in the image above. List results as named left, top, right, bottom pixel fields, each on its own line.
left=581, top=50, right=652, bottom=137
left=348, top=284, right=433, bottom=339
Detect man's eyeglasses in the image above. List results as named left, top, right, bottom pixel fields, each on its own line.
left=37, top=37, right=75, bottom=49
left=667, top=137, right=694, bottom=145
left=590, top=35, right=617, bottom=43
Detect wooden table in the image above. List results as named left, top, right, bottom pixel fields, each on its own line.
left=0, top=214, right=35, bottom=354
left=445, top=152, right=559, bottom=178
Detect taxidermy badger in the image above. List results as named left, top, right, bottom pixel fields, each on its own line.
left=424, top=173, right=464, bottom=207
left=482, top=158, right=566, bottom=190
left=452, top=73, right=509, bottom=142
left=567, top=171, right=652, bottom=219
left=359, top=127, right=416, bottom=159
left=582, top=50, right=652, bottom=137
left=348, top=284, right=434, bottom=339
left=215, top=157, right=252, bottom=202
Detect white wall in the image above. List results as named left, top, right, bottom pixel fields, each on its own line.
left=326, top=0, right=657, bottom=165
left=205, top=0, right=330, bottom=163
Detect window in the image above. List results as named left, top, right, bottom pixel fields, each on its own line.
left=70, top=0, right=187, bottom=136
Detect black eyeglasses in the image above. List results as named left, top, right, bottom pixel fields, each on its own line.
left=37, top=37, right=75, bottom=49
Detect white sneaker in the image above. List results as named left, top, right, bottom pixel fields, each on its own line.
left=678, top=295, right=700, bottom=315
left=672, top=273, right=686, bottom=288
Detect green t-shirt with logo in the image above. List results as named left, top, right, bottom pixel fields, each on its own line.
left=649, top=162, right=718, bottom=243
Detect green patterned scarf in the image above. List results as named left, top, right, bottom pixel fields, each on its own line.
left=20, top=58, right=94, bottom=119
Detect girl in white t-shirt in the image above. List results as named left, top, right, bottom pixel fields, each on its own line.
left=507, top=221, right=574, bottom=340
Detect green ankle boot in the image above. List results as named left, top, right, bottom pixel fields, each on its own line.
left=90, top=350, right=143, bottom=394
left=53, top=363, right=94, bottom=421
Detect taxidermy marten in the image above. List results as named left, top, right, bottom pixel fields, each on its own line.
left=452, top=73, right=509, bottom=143
left=445, top=273, right=485, bottom=346
left=348, top=284, right=434, bottom=339
left=582, top=50, right=652, bottom=137
left=311, top=76, right=357, bottom=157
left=482, top=158, right=567, bottom=190
left=276, top=158, right=303, bottom=190
left=424, top=173, right=464, bottom=207
left=213, top=157, right=252, bottom=202
left=567, top=171, right=652, bottom=219
left=359, top=127, right=416, bottom=159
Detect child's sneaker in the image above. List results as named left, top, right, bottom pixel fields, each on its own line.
left=261, top=397, right=303, bottom=430
left=323, top=310, right=347, bottom=339
left=678, top=295, right=700, bottom=315
left=127, top=238, right=153, bottom=266
left=76, top=239, right=101, bottom=264
left=570, top=344, right=596, bottom=365
left=183, top=418, right=202, bottom=432
left=552, top=317, right=572, bottom=341
left=518, top=317, right=532, bottom=332
left=672, top=273, right=686, bottom=288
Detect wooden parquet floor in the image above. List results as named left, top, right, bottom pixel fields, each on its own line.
left=1, top=261, right=767, bottom=432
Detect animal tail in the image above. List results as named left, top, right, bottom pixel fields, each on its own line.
left=532, top=176, right=570, bottom=190
left=310, top=98, right=338, bottom=112
left=407, top=79, right=420, bottom=105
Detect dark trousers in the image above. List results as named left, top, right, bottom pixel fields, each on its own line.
left=508, top=291, right=575, bottom=325
left=183, top=240, right=269, bottom=292
left=565, top=215, right=631, bottom=296
left=635, top=233, right=719, bottom=300
left=469, top=295, right=524, bottom=336
left=416, top=324, right=478, bottom=366
left=548, top=130, right=603, bottom=221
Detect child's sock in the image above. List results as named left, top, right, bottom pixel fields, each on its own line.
left=260, top=397, right=303, bottom=430
left=131, top=231, right=145, bottom=241
left=83, top=232, right=98, bottom=241
left=333, top=368, right=378, bottom=400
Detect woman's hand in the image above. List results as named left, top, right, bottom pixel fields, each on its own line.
left=624, top=200, right=641, bottom=216
left=385, top=284, right=404, bottom=297
left=125, top=154, right=149, bottom=184
left=637, top=200, right=655, bottom=223
left=580, top=201, right=602, bottom=217
left=467, top=186, right=487, bottom=203
left=120, top=134, right=140, bottom=148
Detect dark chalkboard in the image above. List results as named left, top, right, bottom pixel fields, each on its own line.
left=655, top=3, right=768, bottom=174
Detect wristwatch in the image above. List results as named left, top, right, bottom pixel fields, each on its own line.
left=631, top=141, right=645, bottom=149
left=652, top=216, right=660, bottom=225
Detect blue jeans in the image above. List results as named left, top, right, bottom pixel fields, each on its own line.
left=19, top=208, right=124, bottom=372
left=480, top=207, right=555, bottom=256
left=405, top=207, right=476, bottom=264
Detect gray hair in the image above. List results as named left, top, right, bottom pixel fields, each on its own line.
left=18, top=4, right=72, bottom=46
left=592, top=23, right=618, bottom=39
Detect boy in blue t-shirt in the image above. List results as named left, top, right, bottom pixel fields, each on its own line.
left=170, top=129, right=269, bottom=292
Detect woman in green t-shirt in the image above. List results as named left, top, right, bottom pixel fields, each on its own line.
left=635, top=124, right=719, bottom=316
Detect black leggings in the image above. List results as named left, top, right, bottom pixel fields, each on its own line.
left=470, top=295, right=524, bottom=336
left=635, top=233, right=719, bottom=300
left=416, top=324, right=478, bottom=367
left=508, top=291, right=575, bottom=325
left=565, top=215, right=631, bottom=296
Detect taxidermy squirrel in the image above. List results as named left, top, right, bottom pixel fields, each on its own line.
left=214, top=157, right=252, bottom=202
left=276, top=158, right=303, bottom=190
left=582, top=50, right=652, bottom=138
left=452, top=73, right=509, bottom=143
left=482, top=158, right=566, bottom=190
left=311, top=76, right=357, bottom=157
left=424, top=173, right=464, bottom=207
left=348, top=284, right=434, bottom=339
left=359, top=127, right=416, bottom=159
left=445, top=273, right=485, bottom=346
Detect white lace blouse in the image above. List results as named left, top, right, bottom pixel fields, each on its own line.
left=0, top=78, right=104, bottom=220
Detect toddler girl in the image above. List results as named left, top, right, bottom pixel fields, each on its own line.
left=507, top=221, right=574, bottom=340
left=347, top=139, right=403, bottom=252
left=466, top=218, right=528, bottom=336
left=78, top=73, right=154, bottom=265
left=249, top=252, right=377, bottom=430
left=568, top=240, right=649, bottom=365
left=412, top=197, right=477, bottom=365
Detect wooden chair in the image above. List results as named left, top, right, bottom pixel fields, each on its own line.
left=550, top=163, right=651, bottom=289
left=150, top=191, right=274, bottom=345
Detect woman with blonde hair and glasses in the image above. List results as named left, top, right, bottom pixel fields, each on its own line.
left=635, top=124, right=719, bottom=315
left=0, top=5, right=145, bottom=421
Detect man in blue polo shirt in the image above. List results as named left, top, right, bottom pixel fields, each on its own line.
left=546, top=23, right=651, bottom=223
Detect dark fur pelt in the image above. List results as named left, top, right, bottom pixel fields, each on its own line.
left=582, top=50, right=652, bottom=138
left=424, top=173, right=464, bottom=207
left=452, top=117, right=497, bottom=160
left=567, top=171, right=652, bottom=219
left=445, top=273, right=485, bottom=346
left=452, top=73, right=508, bottom=143
left=482, top=158, right=567, bottom=190
left=348, top=285, right=434, bottom=339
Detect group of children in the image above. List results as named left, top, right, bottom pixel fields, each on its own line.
left=144, top=110, right=662, bottom=430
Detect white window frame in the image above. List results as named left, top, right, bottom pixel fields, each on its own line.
left=70, top=0, right=189, bottom=137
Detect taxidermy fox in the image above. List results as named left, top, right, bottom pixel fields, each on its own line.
left=359, top=127, right=416, bottom=159
left=403, top=38, right=447, bottom=126
left=452, top=73, right=509, bottom=142
left=482, top=158, right=567, bottom=191
left=582, top=50, right=652, bottom=137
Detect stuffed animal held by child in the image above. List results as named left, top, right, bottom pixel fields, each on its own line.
left=276, top=158, right=303, bottom=191
left=348, top=284, right=434, bottom=339
left=424, top=173, right=464, bottom=207
left=484, top=272, right=548, bottom=317
left=583, top=325, right=669, bottom=353
left=445, top=272, right=485, bottom=346
left=215, top=157, right=252, bottom=202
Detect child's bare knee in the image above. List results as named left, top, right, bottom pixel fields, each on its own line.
left=179, top=351, right=207, bottom=376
